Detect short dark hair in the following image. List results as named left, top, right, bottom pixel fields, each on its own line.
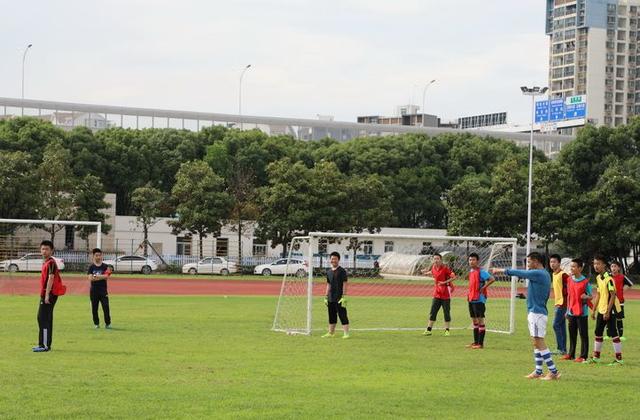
left=549, top=254, right=561, bottom=263
left=433, top=253, right=442, bottom=258
left=593, top=254, right=608, bottom=264
left=92, top=248, right=102, bottom=255
left=469, top=253, right=479, bottom=260
left=40, top=240, right=54, bottom=249
left=571, top=258, right=584, bottom=268
left=329, top=251, right=340, bottom=260
left=527, top=252, right=545, bottom=265
left=610, top=260, right=621, bottom=268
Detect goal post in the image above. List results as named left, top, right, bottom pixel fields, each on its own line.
left=272, top=232, right=519, bottom=336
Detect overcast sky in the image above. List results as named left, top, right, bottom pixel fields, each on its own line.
left=0, top=0, right=549, bottom=125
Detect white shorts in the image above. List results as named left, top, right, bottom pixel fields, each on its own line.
left=528, top=312, right=547, bottom=338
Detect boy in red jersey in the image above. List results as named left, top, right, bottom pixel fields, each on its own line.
left=561, top=258, right=591, bottom=362
left=465, top=253, right=495, bottom=349
left=421, top=253, right=456, bottom=336
left=33, top=240, right=67, bottom=352
left=610, top=261, right=632, bottom=340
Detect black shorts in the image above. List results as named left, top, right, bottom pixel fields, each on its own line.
left=617, top=304, right=625, bottom=319
left=429, top=298, right=451, bottom=322
left=468, top=302, right=486, bottom=318
left=594, top=312, right=618, bottom=338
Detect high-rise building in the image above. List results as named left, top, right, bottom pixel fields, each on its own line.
left=546, top=0, right=640, bottom=130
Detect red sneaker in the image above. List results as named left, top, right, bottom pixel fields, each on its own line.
left=574, top=357, right=585, bottom=363
left=465, top=343, right=477, bottom=348
left=471, top=344, right=484, bottom=349
left=560, top=354, right=572, bottom=360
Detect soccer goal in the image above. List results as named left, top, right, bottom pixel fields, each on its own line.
left=0, top=218, right=102, bottom=295
left=272, top=232, right=519, bottom=335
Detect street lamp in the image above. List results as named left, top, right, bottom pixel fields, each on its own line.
left=21, top=43, right=33, bottom=116
left=520, top=85, right=549, bottom=258
left=239, top=64, right=252, bottom=130
left=421, top=79, right=436, bottom=127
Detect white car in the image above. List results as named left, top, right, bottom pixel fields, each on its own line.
left=103, top=255, right=158, bottom=274
left=182, top=257, right=238, bottom=275
left=254, top=258, right=308, bottom=277
left=0, top=253, right=65, bottom=272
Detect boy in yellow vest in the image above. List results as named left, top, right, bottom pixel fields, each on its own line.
left=588, top=254, right=623, bottom=365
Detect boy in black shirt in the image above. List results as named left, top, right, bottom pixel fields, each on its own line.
left=87, top=248, right=112, bottom=329
left=322, top=252, right=350, bottom=339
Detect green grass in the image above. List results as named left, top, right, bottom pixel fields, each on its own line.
left=1, top=295, right=638, bottom=419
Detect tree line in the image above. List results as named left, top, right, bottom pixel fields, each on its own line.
left=1, top=117, right=638, bottom=268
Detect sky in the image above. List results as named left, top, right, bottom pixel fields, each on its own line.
left=0, top=0, right=549, bottom=125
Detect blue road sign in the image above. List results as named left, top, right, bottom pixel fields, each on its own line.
left=549, top=98, right=565, bottom=121
left=535, top=100, right=550, bottom=123
left=565, top=102, right=586, bottom=119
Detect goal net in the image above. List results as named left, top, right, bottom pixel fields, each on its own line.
left=273, top=232, right=519, bottom=335
left=0, top=218, right=102, bottom=295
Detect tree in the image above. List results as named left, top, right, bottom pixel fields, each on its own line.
left=169, top=161, right=232, bottom=258
left=74, top=174, right=112, bottom=247
left=226, top=169, right=259, bottom=263
left=0, top=151, right=39, bottom=232
left=131, top=185, right=167, bottom=257
left=36, top=141, right=78, bottom=241
left=445, top=175, right=493, bottom=237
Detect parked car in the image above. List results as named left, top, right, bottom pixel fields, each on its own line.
left=182, top=257, right=238, bottom=275
left=254, top=258, right=307, bottom=277
left=0, top=253, right=65, bottom=272
left=103, top=255, right=158, bottom=274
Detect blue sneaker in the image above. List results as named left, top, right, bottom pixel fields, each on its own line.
left=32, top=346, right=49, bottom=352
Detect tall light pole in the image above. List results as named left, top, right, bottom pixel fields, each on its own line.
left=239, top=64, right=252, bottom=130
left=421, top=79, right=436, bottom=127
left=520, top=85, right=548, bottom=258
left=21, top=43, right=33, bottom=116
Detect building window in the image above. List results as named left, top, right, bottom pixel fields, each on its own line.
left=319, top=238, right=328, bottom=255
left=362, top=240, right=373, bottom=255
left=215, top=238, right=229, bottom=257
left=64, top=225, right=75, bottom=250
left=252, top=243, right=266, bottom=257
left=384, top=241, right=394, bottom=253
left=177, top=236, right=192, bottom=256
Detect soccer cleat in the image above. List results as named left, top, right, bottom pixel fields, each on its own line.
left=471, top=344, right=484, bottom=349
left=321, top=332, right=335, bottom=338
left=620, top=336, right=627, bottom=341
left=560, top=354, right=572, bottom=361
left=94, top=325, right=100, bottom=329
left=607, top=359, right=624, bottom=366
left=422, top=330, right=432, bottom=336
left=540, top=372, right=561, bottom=381
left=444, top=330, right=450, bottom=337
left=32, top=346, right=49, bottom=352
left=584, top=357, right=600, bottom=364
left=465, top=343, right=478, bottom=348
left=105, top=324, right=112, bottom=329
left=525, top=371, right=543, bottom=379
left=342, top=333, right=350, bottom=339
left=574, top=357, right=586, bottom=363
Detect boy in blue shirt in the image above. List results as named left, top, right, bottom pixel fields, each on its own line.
left=492, top=252, right=560, bottom=380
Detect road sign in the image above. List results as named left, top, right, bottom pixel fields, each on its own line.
left=549, top=98, right=565, bottom=121
left=535, top=100, right=550, bottom=123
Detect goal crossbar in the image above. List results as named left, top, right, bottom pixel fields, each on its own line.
left=0, top=218, right=103, bottom=248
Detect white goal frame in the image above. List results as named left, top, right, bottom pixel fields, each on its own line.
left=273, top=232, right=519, bottom=336
left=0, top=218, right=103, bottom=248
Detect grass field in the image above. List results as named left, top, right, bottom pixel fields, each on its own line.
left=1, top=295, right=638, bottom=419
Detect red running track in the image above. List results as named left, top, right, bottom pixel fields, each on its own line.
left=1, top=275, right=639, bottom=299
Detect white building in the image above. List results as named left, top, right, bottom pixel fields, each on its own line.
left=546, top=0, right=640, bottom=132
